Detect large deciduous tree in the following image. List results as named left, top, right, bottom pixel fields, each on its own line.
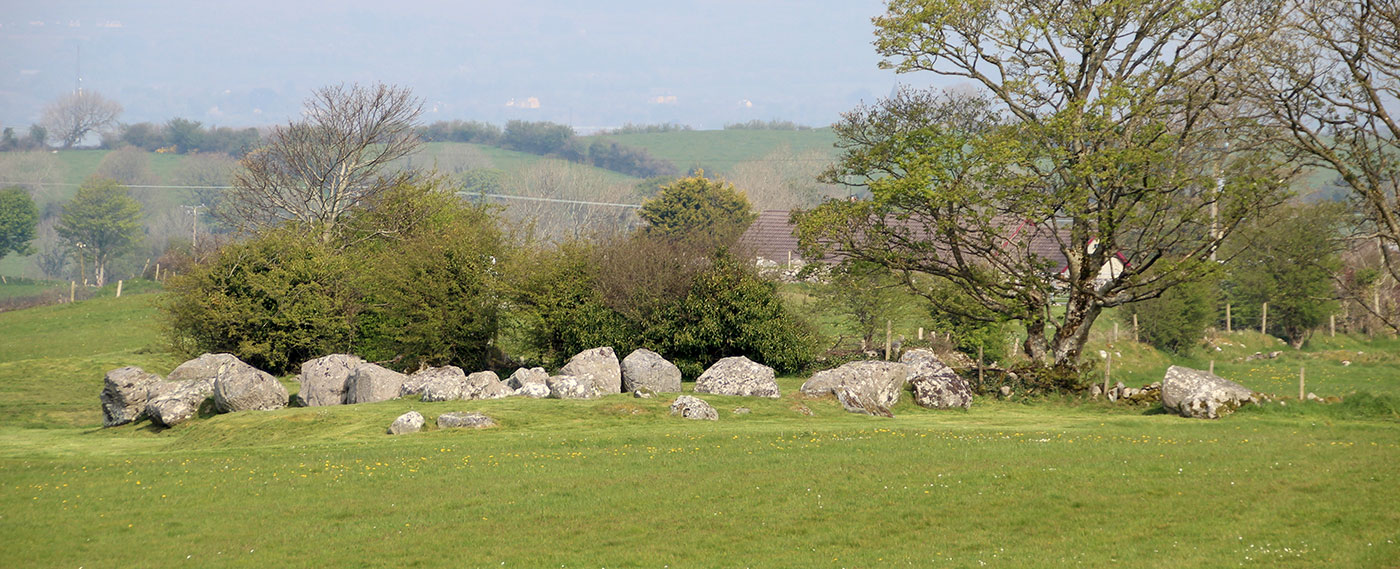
left=41, top=90, right=122, bottom=149
left=1243, top=0, right=1400, bottom=332
left=0, top=187, right=39, bottom=262
left=56, top=178, right=143, bottom=286
left=222, top=83, right=422, bottom=243
left=639, top=173, right=756, bottom=243
left=797, top=0, right=1289, bottom=369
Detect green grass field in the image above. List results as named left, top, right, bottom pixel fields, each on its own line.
left=0, top=294, right=1397, bottom=567
left=594, top=128, right=841, bottom=177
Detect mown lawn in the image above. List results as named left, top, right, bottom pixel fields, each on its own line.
left=0, top=295, right=1396, bottom=568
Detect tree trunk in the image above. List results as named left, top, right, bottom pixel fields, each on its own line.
left=1050, top=298, right=1101, bottom=368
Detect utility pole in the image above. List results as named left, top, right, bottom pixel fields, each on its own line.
left=184, top=205, right=204, bottom=250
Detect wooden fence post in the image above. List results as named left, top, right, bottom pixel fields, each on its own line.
left=1113, top=322, right=1119, bottom=343
left=1225, top=303, right=1232, bottom=333
left=1103, top=352, right=1112, bottom=399
left=1209, top=360, right=1215, bottom=374
left=1132, top=314, right=1139, bottom=342
left=1261, top=302, right=1268, bottom=335
left=918, top=327, right=924, bottom=341
left=1299, top=366, right=1306, bottom=400
left=69, top=281, right=76, bottom=303
left=1330, top=314, right=1336, bottom=337
left=977, top=345, right=984, bottom=389
left=116, top=280, right=123, bottom=298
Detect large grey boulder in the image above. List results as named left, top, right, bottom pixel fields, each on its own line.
left=345, top=363, right=407, bottom=405
left=297, top=354, right=364, bottom=406
left=145, top=379, right=216, bottom=427
left=694, top=356, right=780, bottom=398
left=558, top=347, right=622, bottom=394
left=505, top=367, right=549, bottom=390
left=418, top=366, right=469, bottom=402
left=213, top=364, right=288, bottom=413
left=388, top=411, right=425, bottom=435
left=901, top=349, right=973, bottom=410
left=547, top=375, right=600, bottom=399
left=1161, top=365, right=1256, bottom=419
left=800, top=360, right=908, bottom=412
left=100, top=366, right=162, bottom=427
left=835, top=385, right=895, bottom=417
left=621, top=349, right=682, bottom=393
left=437, top=411, right=496, bottom=429
left=145, top=353, right=254, bottom=426
left=669, top=395, right=718, bottom=420
left=513, top=383, right=550, bottom=398
left=462, top=371, right=512, bottom=400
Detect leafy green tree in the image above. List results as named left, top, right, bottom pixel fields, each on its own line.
left=796, top=0, right=1287, bottom=371
left=820, top=260, right=908, bottom=348
left=1223, top=202, right=1344, bottom=348
left=165, top=118, right=206, bottom=153
left=0, top=187, right=39, bottom=262
left=1125, top=277, right=1217, bottom=354
left=56, top=178, right=142, bottom=286
left=638, top=173, right=756, bottom=242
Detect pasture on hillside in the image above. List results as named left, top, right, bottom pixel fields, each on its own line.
left=0, top=293, right=1397, bottom=568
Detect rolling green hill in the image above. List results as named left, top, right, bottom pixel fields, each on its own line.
left=593, top=128, right=841, bottom=177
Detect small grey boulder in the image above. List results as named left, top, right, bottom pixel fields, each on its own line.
left=437, top=411, right=496, bottom=429
left=100, top=366, right=163, bottom=427
left=462, top=371, right=512, bottom=400
left=901, top=349, right=973, bottom=410
left=621, top=349, right=682, bottom=393
left=505, top=367, right=549, bottom=390
left=694, top=356, right=780, bottom=398
left=388, top=411, right=425, bottom=435
left=669, top=395, right=718, bottom=421
left=559, top=347, right=622, bottom=394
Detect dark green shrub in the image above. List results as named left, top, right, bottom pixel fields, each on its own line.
left=1125, top=277, right=1217, bottom=354
left=162, top=228, right=357, bottom=374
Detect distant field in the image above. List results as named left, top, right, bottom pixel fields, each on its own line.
left=0, top=293, right=1396, bottom=567
left=594, top=128, right=841, bottom=177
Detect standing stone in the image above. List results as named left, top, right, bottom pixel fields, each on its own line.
left=297, top=354, right=365, bottom=406
left=100, top=366, right=163, bottom=426
left=621, top=349, right=682, bottom=393
left=213, top=364, right=288, bottom=412
left=1161, top=365, right=1256, bottom=419
left=412, top=366, right=468, bottom=401
left=437, top=411, right=496, bottom=429
left=559, top=347, right=622, bottom=394
left=505, top=367, right=549, bottom=390
left=694, top=356, right=780, bottom=398
left=546, top=375, right=599, bottom=399
left=669, top=395, right=718, bottom=420
left=900, top=349, right=973, bottom=410
left=388, top=411, right=425, bottom=435
left=345, top=363, right=407, bottom=404
left=800, top=360, right=909, bottom=410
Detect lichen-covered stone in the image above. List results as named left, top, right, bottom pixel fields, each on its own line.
left=100, top=366, right=162, bottom=426
left=801, top=360, right=908, bottom=412
left=436, top=411, right=496, bottom=429
left=297, top=354, right=365, bottom=406
left=694, top=356, right=780, bottom=398
left=1161, top=365, right=1256, bottom=419
left=621, top=349, right=682, bottom=393
left=418, top=366, right=469, bottom=402
left=559, top=347, right=622, bottom=394
left=388, top=411, right=425, bottom=435
left=344, top=363, right=406, bottom=404
left=547, top=375, right=599, bottom=399
left=900, top=349, right=973, bottom=410
left=669, top=395, right=718, bottom=420
left=505, top=367, right=549, bottom=390
left=213, top=364, right=288, bottom=413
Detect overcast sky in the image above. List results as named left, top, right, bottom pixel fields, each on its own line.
left=0, top=0, right=959, bottom=131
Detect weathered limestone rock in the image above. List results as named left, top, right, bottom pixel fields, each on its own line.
left=388, top=411, right=425, bottom=435
left=621, top=349, right=682, bottom=393
left=505, top=367, right=549, bottom=390
left=165, top=353, right=245, bottom=390
left=436, top=411, right=496, bottom=429
left=669, top=395, right=718, bottom=420
left=632, top=387, right=657, bottom=399
left=800, top=360, right=909, bottom=412
left=900, top=349, right=973, bottom=410
left=418, top=366, right=469, bottom=402
left=213, top=363, right=288, bottom=413
left=101, top=366, right=162, bottom=426
left=546, top=375, right=599, bottom=399
left=460, top=371, right=510, bottom=400
left=694, top=356, right=780, bottom=398
left=1161, top=365, right=1257, bottom=419
left=345, top=363, right=407, bottom=405
left=513, top=383, right=550, bottom=398
left=558, top=347, right=622, bottom=394
left=145, top=379, right=216, bottom=427
left=835, top=385, right=896, bottom=417
left=297, top=354, right=365, bottom=406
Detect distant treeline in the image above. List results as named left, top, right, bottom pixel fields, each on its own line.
left=106, top=118, right=262, bottom=157
left=723, top=119, right=813, bottom=131
left=599, top=123, right=694, bottom=135
left=419, top=120, right=679, bottom=178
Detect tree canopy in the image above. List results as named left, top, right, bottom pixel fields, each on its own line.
left=41, top=90, right=122, bottom=149
left=798, top=0, right=1289, bottom=369
left=639, top=173, right=756, bottom=243
left=56, top=178, right=143, bottom=286
left=0, top=187, right=38, bottom=262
